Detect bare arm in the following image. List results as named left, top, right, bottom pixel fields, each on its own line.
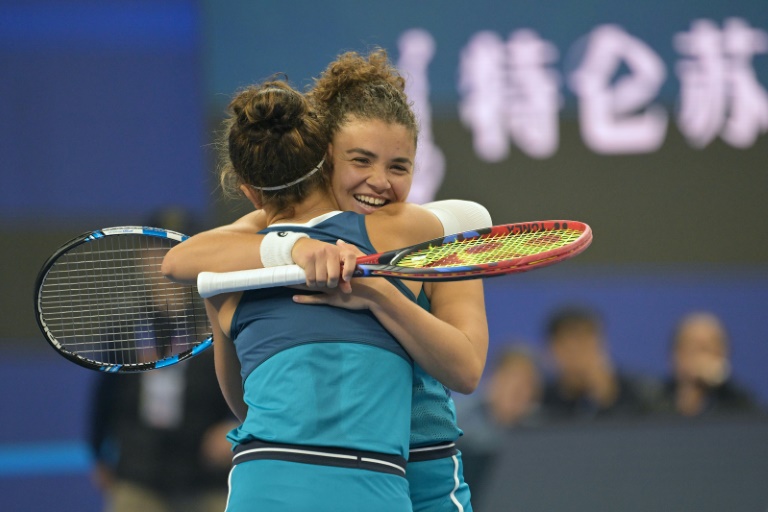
left=364, top=202, right=445, bottom=255
left=293, top=241, right=489, bottom=394
left=293, top=278, right=487, bottom=394
left=420, top=280, right=488, bottom=392
left=167, top=202, right=490, bottom=392
left=162, top=211, right=268, bottom=284
left=375, top=278, right=489, bottom=394
left=205, top=297, right=248, bottom=421
left=209, top=203, right=488, bottom=392
left=162, top=200, right=489, bottom=286
left=162, top=210, right=357, bottom=288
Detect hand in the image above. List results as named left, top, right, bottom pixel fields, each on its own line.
left=292, top=239, right=363, bottom=293
left=292, top=275, right=395, bottom=311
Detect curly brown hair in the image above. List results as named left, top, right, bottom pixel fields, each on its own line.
left=308, top=48, right=418, bottom=145
left=219, top=80, right=328, bottom=213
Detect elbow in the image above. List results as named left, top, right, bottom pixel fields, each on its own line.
left=457, top=378, right=481, bottom=396
left=451, top=365, right=483, bottom=395
left=455, top=348, right=487, bottom=394
left=452, top=381, right=478, bottom=396
left=160, top=249, right=186, bottom=283
left=160, top=253, right=176, bottom=280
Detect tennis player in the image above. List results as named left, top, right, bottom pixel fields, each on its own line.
left=163, top=49, right=486, bottom=512
left=203, top=78, right=456, bottom=511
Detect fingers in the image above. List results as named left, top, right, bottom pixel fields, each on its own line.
left=295, top=239, right=364, bottom=290
left=340, top=253, right=357, bottom=288
left=292, top=294, right=327, bottom=305
left=337, top=239, right=365, bottom=256
left=292, top=289, right=365, bottom=311
left=297, top=246, right=329, bottom=289
left=338, top=279, right=353, bottom=294
left=325, top=246, right=341, bottom=289
left=316, top=244, right=339, bottom=288
left=337, top=239, right=362, bottom=289
left=292, top=238, right=332, bottom=288
left=302, top=253, right=318, bottom=288
left=310, top=240, right=361, bottom=290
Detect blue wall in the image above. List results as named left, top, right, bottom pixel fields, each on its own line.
left=0, top=1, right=207, bottom=224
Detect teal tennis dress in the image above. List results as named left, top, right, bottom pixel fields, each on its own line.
left=224, top=212, right=416, bottom=512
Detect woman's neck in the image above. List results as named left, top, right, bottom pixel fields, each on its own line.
left=265, top=190, right=339, bottom=225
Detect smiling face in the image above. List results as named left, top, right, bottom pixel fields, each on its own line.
left=328, top=116, right=416, bottom=214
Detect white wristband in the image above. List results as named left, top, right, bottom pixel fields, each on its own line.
left=260, top=231, right=309, bottom=267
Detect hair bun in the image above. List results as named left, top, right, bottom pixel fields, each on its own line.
left=232, top=83, right=307, bottom=138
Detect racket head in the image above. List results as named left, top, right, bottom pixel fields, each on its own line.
left=34, top=226, right=212, bottom=373
left=355, top=220, right=592, bottom=281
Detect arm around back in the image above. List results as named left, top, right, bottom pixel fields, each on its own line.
left=161, top=211, right=269, bottom=284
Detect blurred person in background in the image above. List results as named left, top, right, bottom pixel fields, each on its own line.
left=541, top=306, right=659, bottom=421
left=88, top=207, right=237, bottom=512
left=656, top=311, right=761, bottom=418
left=456, top=344, right=543, bottom=499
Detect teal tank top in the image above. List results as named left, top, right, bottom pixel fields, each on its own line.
left=227, top=212, right=416, bottom=458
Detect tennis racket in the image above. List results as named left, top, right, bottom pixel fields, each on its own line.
left=34, top=227, right=212, bottom=373
left=198, top=220, right=592, bottom=298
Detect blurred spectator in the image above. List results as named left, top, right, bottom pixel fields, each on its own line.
left=88, top=207, right=236, bottom=512
left=456, top=345, right=543, bottom=497
left=541, top=306, right=659, bottom=421
left=656, top=311, right=761, bottom=418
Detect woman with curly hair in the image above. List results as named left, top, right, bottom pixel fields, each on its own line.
left=164, top=49, right=489, bottom=512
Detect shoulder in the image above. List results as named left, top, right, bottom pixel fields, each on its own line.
left=368, top=202, right=431, bottom=224
left=364, top=203, right=443, bottom=253
left=227, top=210, right=268, bottom=233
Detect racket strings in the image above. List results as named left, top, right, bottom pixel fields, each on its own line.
left=39, top=234, right=209, bottom=366
left=397, top=228, right=584, bottom=269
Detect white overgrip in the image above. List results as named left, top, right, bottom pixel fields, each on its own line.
left=197, top=265, right=308, bottom=298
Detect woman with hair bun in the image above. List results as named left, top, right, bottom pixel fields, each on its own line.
left=165, top=50, right=489, bottom=512
left=205, top=78, right=444, bottom=511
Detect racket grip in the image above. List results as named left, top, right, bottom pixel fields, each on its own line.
left=197, top=266, right=308, bottom=298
